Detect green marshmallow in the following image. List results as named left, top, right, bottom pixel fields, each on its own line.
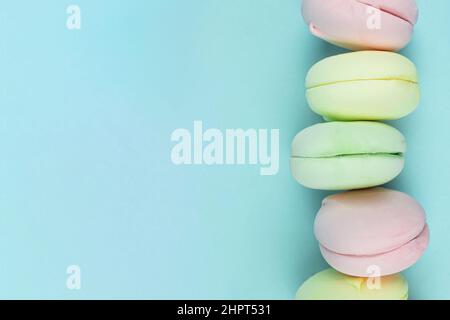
left=295, top=269, right=408, bottom=300
left=306, top=51, right=420, bottom=121
left=290, top=121, right=406, bottom=190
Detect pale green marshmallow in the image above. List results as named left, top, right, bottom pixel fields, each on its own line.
left=290, top=121, right=406, bottom=190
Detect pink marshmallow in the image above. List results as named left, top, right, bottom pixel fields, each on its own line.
left=302, top=0, right=419, bottom=51
left=314, top=188, right=429, bottom=277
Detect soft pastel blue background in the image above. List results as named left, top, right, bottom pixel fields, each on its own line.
left=0, top=0, right=447, bottom=299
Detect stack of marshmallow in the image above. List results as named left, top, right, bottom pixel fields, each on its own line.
left=293, top=0, right=428, bottom=300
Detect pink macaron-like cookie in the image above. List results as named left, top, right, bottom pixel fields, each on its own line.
left=302, top=0, right=419, bottom=51
left=314, top=188, right=429, bottom=277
